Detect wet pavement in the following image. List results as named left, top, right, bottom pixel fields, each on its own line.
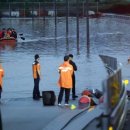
left=1, top=95, right=89, bottom=130
left=123, top=99, right=130, bottom=130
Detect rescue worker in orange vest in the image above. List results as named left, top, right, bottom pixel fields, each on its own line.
left=32, top=54, right=41, bottom=100
left=58, top=55, right=74, bottom=106
left=0, top=64, right=4, bottom=100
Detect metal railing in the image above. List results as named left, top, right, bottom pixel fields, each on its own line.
left=0, top=2, right=113, bottom=18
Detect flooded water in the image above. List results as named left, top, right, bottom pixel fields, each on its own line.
left=0, top=16, right=130, bottom=100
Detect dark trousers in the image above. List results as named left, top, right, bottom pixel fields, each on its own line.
left=72, top=74, right=76, bottom=98
left=58, top=87, right=70, bottom=104
left=33, top=78, right=40, bottom=99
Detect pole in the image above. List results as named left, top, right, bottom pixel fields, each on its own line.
left=65, top=0, right=69, bottom=52
left=54, top=0, right=57, bottom=28
left=86, top=0, right=90, bottom=50
left=32, top=2, right=34, bottom=20
left=96, top=1, right=99, bottom=13
left=83, top=1, right=85, bottom=17
left=39, top=2, right=40, bottom=17
left=76, top=0, right=79, bottom=54
left=54, top=0, right=57, bottom=42
left=43, top=1, right=45, bottom=21
left=9, top=2, right=11, bottom=18
left=66, top=0, right=69, bottom=38
left=24, top=2, right=25, bottom=17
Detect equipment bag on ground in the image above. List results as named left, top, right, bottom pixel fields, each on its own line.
left=42, top=91, right=56, bottom=106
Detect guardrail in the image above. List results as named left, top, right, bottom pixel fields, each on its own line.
left=100, top=55, right=128, bottom=130
left=81, top=55, right=128, bottom=130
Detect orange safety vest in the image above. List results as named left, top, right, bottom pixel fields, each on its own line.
left=58, top=61, right=73, bottom=89
left=0, top=68, right=4, bottom=87
left=32, top=62, right=40, bottom=79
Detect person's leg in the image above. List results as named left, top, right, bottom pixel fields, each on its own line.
left=58, top=87, right=64, bottom=104
left=72, top=74, right=78, bottom=100
left=33, top=79, right=38, bottom=99
left=36, top=78, right=40, bottom=98
left=72, top=75, right=77, bottom=99
left=72, top=78, right=75, bottom=97
left=65, top=88, right=70, bottom=104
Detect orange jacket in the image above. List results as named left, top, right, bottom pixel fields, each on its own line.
left=0, top=65, right=4, bottom=87
left=32, top=62, right=40, bottom=79
left=58, top=61, right=73, bottom=88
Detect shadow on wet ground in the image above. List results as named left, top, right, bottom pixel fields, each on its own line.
left=1, top=95, right=93, bottom=130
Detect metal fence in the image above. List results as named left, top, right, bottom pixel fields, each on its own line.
left=0, top=2, right=112, bottom=18
left=99, top=55, right=117, bottom=75
left=99, top=55, right=127, bottom=130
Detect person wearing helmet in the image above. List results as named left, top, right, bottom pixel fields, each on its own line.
left=32, top=54, right=41, bottom=100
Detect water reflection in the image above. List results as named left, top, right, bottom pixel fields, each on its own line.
left=0, top=41, right=16, bottom=50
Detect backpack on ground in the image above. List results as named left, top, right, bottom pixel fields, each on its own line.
left=42, top=91, right=56, bottom=106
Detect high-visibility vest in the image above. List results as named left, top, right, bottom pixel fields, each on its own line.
left=0, top=68, right=4, bottom=87
left=32, top=62, right=40, bottom=79
left=58, top=61, right=73, bottom=88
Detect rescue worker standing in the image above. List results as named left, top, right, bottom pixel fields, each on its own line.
left=58, top=55, right=73, bottom=106
left=69, top=54, right=78, bottom=100
left=32, top=54, right=41, bottom=100
left=0, top=64, right=4, bottom=100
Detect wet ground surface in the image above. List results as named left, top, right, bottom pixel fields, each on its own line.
left=1, top=95, right=88, bottom=130
left=123, top=99, right=130, bottom=130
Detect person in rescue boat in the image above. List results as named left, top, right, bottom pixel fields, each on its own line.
left=0, top=64, right=4, bottom=100
left=0, top=28, right=6, bottom=39
left=10, top=28, right=17, bottom=39
left=32, top=54, right=41, bottom=100
left=6, top=28, right=12, bottom=38
left=57, top=55, right=74, bottom=106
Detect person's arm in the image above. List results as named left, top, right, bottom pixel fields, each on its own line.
left=71, top=61, right=77, bottom=71
left=37, top=64, right=41, bottom=78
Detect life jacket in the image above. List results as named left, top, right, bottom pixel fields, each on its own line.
left=0, top=68, right=4, bottom=87
left=58, top=61, right=73, bottom=88
left=10, top=30, right=17, bottom=39
left=32, top=61, right=40, bottom=79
